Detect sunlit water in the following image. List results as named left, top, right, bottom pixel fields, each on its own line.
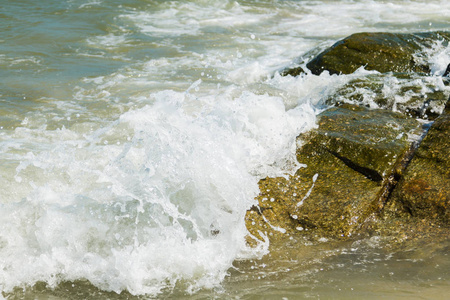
left=1, top=0, right=449, bottom=298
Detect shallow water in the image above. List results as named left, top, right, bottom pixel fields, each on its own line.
left=9, top=235, right=450, bottom=299
left=1, top=0, right=450, bottom=298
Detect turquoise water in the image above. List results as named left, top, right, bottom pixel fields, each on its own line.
left=1, top=0, right=449, bottom=298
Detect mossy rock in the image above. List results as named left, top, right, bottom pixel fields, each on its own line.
left=384, top=100, right=450, bottom=225
left=280, top=65, right=305, bottom=77
left=246, top=104, right=423, bottom=243
left=283, top=31, right=450, bottom=76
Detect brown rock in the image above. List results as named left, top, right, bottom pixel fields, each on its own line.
left=282, top=31, right=450, bottom=76
left=385, top=100, right=450, bottom=224
left=245, top=104, right=424, bottom=242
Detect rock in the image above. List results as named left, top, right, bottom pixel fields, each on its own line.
left=280, top=31, right=450, bottom=121
left=248, top=31, right=450, bottom=247
left=245, top=104, right=424, bottom=242
left=329, top=73, right=450, bottom=120
left=280, top=65, right=305, bottom=77
left=281, top=32, right=450, bottom=121
left=283, top=31, right=450, bottom=76
left=383, top=100, right=450, bottom=225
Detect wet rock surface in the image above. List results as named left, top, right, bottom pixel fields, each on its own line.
left=283, top=31, right=450, bottom=76
left=282, top=31, right=450, bottom=122
left=245, top=104, right=424, bottom=242
left=384, top=101, right=450, bottom=225
left=329, top=73, right=450, bottom=120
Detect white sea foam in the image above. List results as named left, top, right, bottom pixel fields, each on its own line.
left=0, top=79, right=316, bottom=294
left=425, top=40, right=450, bottom=76
left=87, top=34, right=129, bottom=49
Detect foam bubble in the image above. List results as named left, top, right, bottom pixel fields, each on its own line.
left=424, top=41, right=450, bottom=75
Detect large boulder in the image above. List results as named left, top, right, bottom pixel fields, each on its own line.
left=282, top=31, right=450, bottom=76
left=248, top=31, right=450, bottom=247
left=245, top=104, right=424, bottom=242
left=281, top=32, right=450, bottom=122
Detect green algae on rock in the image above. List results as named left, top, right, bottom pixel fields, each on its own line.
left=245, top=104, right=424, bottom=243
left=282, top=31, right=450, bottom=76
left=281, top=32, right=450, bottom=122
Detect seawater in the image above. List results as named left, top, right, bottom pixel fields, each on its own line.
left=0, top=0, right=449, bottom=298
